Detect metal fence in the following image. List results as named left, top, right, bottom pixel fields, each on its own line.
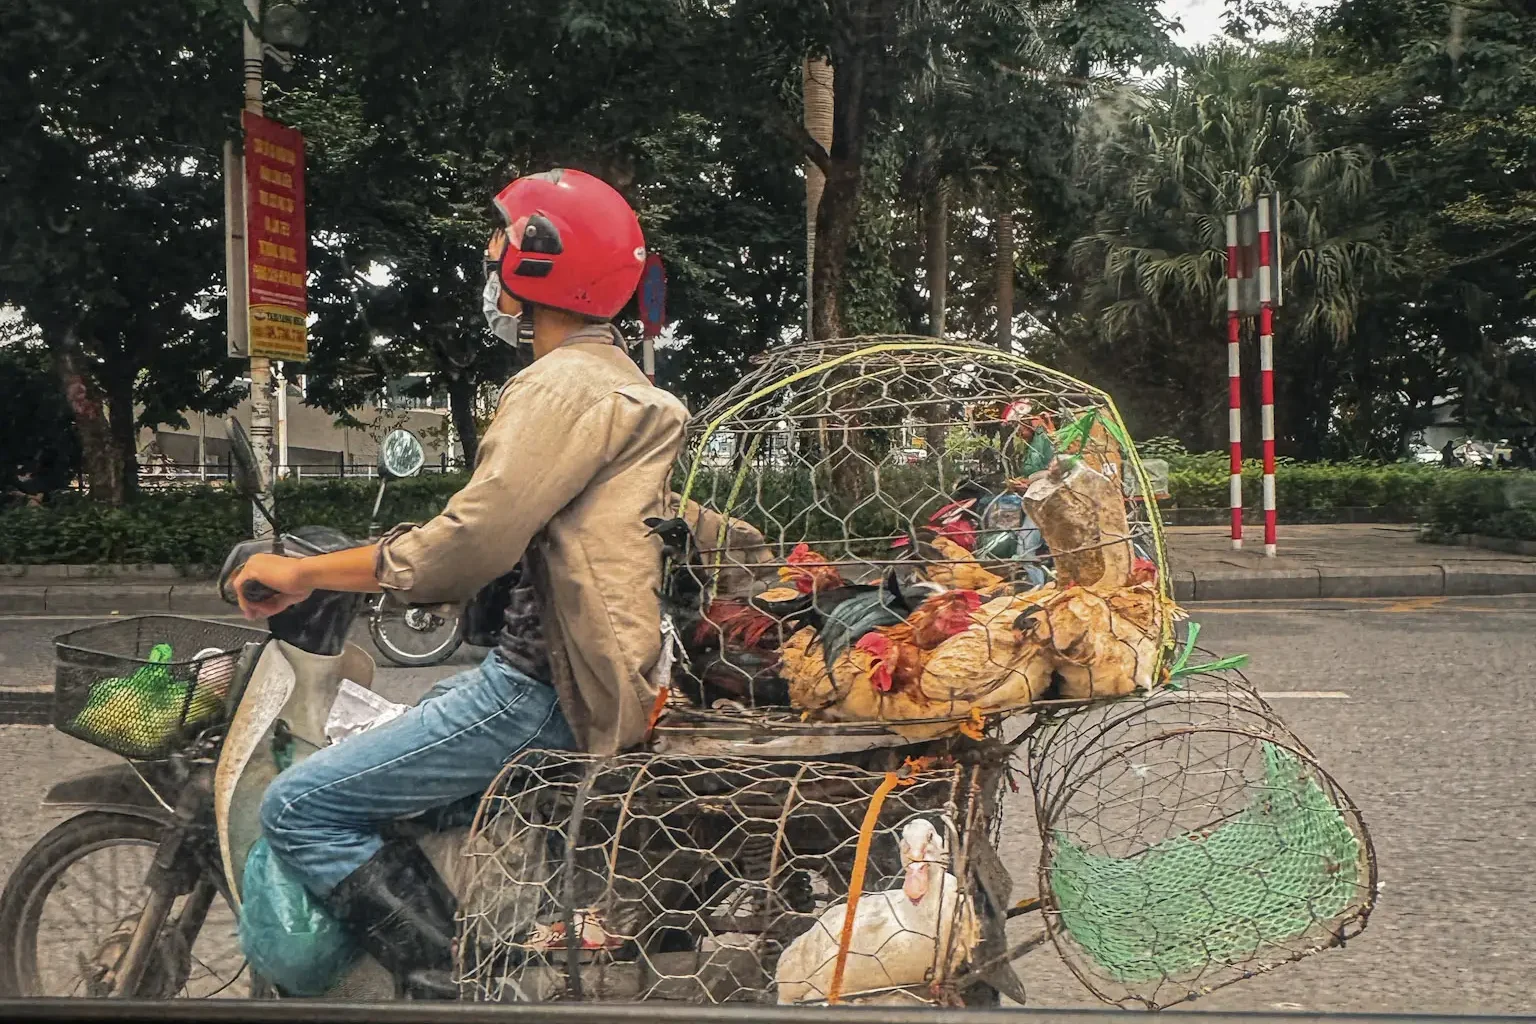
left=123, top=456, right=468, bottom=490
left=1, top=1003, right=1526, bottom=1024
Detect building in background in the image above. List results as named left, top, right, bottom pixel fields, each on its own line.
left=138, top=373, right=455, bottom=481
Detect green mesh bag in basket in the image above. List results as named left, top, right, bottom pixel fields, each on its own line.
left=1027, top=665, right=1376, bottom=1009
left=55, top=615, right=268, bottom=759
left=1048, top=743, right=1362, bottom=984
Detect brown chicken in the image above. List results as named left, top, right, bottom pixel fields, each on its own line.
left=918, top=535, right=1006, bottom=593
left=779, top=627, right=882, bottom=721
left=1015, top=581, right=1181, bottom=699
left=850, top=590, right=984, bottom=695
left=778, top=542, right=847, bottom=594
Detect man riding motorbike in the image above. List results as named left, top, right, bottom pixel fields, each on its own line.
left=230, top=168, right=689, bottom=997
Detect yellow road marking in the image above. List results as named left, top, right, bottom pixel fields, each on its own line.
left=1384, top=596, right=1447, bottom=613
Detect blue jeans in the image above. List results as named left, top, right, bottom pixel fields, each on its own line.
left=260, top=651, right=576, bottom=898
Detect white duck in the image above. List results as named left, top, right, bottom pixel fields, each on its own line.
left=775, top=817, right=979, bottom=1004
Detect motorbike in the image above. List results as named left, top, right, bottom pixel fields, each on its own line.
left=361, top=451, right=514, bottom=668
left=0, top=419, right=1022, bottom=1005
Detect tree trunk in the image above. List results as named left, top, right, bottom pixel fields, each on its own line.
left=447, top=372, right=480, bottom=470
left=51, top=329, right=123, bottom=504
left=803, top=57, right=835, bottom=339
left=811, top=163, right=863, bottom=341
left=104, top=364, right=139, bottom=500
left=995, top=205, right=1015, bottom=349
left=925, top=181, right=947, bottom=337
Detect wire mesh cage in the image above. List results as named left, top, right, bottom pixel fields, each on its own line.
left=54, top=615, right=268, bottom=759
left=658, top=336, right=1180, bottom=744
left=1025, top=666, right=1377, bottom=1009
left=456, top=750, right=1016, bottom=1006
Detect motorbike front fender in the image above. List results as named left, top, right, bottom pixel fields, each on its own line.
left=42, top=762, right=180, bottom=825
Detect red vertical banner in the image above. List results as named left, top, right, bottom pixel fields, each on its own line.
left=242, top=111, right=308, bottom=361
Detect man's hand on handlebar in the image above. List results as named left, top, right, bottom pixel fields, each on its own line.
left=231, top=553, right=313, bottom=620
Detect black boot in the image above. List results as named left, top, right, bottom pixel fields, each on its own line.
left=326, top=840, right=460, bottom=1000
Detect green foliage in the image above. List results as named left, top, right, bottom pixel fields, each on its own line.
left=0, top=475, right=466, bottom=567
left=0, top=0, right=247, bottom=493
left=0, top=341, right=79, bottom=498
left=1422, top=471, right=1536, bottom=542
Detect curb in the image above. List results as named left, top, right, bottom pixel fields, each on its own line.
left=0, top=564, right=215, bottom=581
left=1177, top=563, right=1536, bottom=602
left=0, top=585, right=228, bottom=616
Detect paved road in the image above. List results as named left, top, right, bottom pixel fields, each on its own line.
left=0, top=598, right=1531, bottom=1011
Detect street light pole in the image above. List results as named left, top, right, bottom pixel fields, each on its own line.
left=243, top=0, right=275, bottom=537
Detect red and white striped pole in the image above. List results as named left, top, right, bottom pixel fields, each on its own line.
left=1225, top=213, right=1243, bottom=550
left=1257, top=196, right=1277, bottom=557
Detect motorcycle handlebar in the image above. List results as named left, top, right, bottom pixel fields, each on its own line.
left=241, top=578, right=281, bottom=604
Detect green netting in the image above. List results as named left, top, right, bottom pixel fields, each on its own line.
left=1048, top=743, right=1361, bottom=984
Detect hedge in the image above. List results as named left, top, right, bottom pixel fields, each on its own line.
left=0, top=475, right=469, bottom=567
left=2, top=462, right=1532, bottom=565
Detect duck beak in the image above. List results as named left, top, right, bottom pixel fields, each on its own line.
left=903, top=859, right=931, bottom=903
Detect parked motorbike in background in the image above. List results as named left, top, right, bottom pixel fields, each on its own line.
left=362, top=443, right=512, bottom=668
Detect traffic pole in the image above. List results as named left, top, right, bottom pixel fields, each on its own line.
left=243, top=0, right=275, bottom=538
left=1257, top=196, right=1277, bottom=557
left=1225, top=213, right=1242, bottom=550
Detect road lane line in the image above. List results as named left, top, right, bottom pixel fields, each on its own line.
left=1259, top=690, right=1350, bottom=699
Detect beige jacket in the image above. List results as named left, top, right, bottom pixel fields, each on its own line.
left=376, top=330, right=689, bottom=755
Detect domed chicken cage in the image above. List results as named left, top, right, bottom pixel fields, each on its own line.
left=447, top=337, right=1373, bottom=1008
left=664, top=336, right=1179, bottom=739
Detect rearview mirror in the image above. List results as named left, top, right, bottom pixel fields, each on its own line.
left=225, top=417, right=264, bottom=499
left=379, top=429, right=426, bottom=480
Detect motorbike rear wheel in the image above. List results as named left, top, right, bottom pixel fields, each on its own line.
left=368, top=596, right=464, bottom=668
left=0, top=811, right=261, bottom=999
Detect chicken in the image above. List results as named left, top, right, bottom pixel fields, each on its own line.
left=694, top=598, right=779, bottom=651
left=891, top=589, right=985, bottom=649
left=775, top=818, right=978, bottom=1004
left=780, top=626, right=883, bottom=721
left=1015, top=581, right=1182, bottom=700
left=780, top=542, right=847, bottom=594
left=644, top=515, right=788, bottom=706
left=907, top=592, right=1056, bottom=724
left=917, top=534, right=1006, bottom=593
left=852, top=590, right=985, bottom=696
left=890, top=497, right=980, bottom=553
left=520, top=908, right=625, bottom=952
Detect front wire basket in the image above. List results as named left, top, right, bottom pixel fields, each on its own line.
left=54, top=615, right=269, bottom=760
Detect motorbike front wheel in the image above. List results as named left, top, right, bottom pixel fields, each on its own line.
left=0, top=811, right=260, bottom=999
left=368, top=596, right=464, bottom=668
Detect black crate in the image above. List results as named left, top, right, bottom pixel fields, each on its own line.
left=54, top=616, right=269, bottom=760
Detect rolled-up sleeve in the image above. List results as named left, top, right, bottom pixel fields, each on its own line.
left=375, top=378, right=613, bottom=603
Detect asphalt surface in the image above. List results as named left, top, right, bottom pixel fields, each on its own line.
left=0, top=598, right=1532, bottom=1012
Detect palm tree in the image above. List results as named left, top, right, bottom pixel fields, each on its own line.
left=803, top=56, right=834, bottom=337
left=1068, top=45, right=1398, bottom=453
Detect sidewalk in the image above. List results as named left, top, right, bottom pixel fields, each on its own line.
left=2, top=524, right=1535, bottom=613
left=1163, top=524, right=1536, bottom=601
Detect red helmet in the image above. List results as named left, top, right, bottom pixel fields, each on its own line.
left=491, top=168, right=646, bottom=321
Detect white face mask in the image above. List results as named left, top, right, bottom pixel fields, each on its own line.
left=482, top=270, right=524, bottom=347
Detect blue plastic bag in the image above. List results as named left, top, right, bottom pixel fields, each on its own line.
left=237, top=838, right=360, bottom=996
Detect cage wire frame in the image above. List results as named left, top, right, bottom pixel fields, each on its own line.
left=455, top=749, right=1016, bottom=1006
left=1025, top=665, right=1378, bottom=1010
left=663, top=336, right=1178, bottom=740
